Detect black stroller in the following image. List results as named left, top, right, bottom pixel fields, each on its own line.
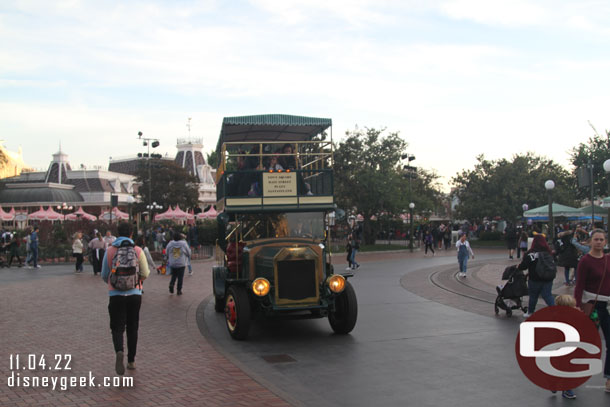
left=494, top=265, right=528, bottom=317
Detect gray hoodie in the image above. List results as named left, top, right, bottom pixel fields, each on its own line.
left=165, top=239, right=191, bottom=268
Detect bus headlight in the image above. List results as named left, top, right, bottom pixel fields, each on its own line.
left=252, top=278, right=271, bottom=296
left=326, top=275, right=346, bottom=294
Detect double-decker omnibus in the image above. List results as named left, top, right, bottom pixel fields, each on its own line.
left=212, top=114, right=357, bottom=340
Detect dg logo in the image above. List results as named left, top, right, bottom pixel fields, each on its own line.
left=515, top=306, right=602, bottom=391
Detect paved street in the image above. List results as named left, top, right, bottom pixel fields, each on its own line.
left=1, top=249, right=608, bottom=406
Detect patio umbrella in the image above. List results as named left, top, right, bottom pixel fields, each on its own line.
left=155, top=207, right=174, bottom=222
left=523, top=203, right=579, bottom=220
left=170, top=205, right=194, bottom=220
left=99, top=207, right=129, bottom=221
left=44, top=207, right=64, bottom=221
left=28, top=206, right=51, bottom=221
left=65, top=207, right=97, bottom=221
left=0, top=207, right=14, bottom=221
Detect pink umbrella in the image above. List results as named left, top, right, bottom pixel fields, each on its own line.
left=0, top=207, right=14, bottom=221
left=196, top=206, right=218, bottom=220
left=99, top=207, right=129, bottom=221
left=65, top=207, right=97, bottom=221
left=171, top=205, right=194, bottom=220
left=44, top=207, right=64, bottom=221
left=28, top=206, right=51, bottom=221
left=154, top=207, right=174, bottom=222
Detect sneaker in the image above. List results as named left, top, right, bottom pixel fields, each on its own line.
left=562, top=390, right=576, bottom=399
left=345, top=266, right=352, bottom=271
left=355, top=264, right=360, bottom=270
left=115, top=351, right=125, bottom=375
left=523, top=313, right=532, bottom=318
left=177, top=291, right=182, bottom=296
left=188, top=271, right=193, bottom=275
left=36, top=265, right=41, bottom=268
left=127, top=362, right=136, bottom=370
left=169, top=286, right=174, bottom=294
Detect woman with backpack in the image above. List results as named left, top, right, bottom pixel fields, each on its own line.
left=517, top=234, right=556, bottom=317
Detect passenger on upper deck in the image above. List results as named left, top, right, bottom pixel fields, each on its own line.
left=266, top=151, right=284, bottom=171
left=279, top=144, right=296, bottom=170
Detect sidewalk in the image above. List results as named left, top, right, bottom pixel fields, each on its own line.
left=0, top=261, right=288, bottom=407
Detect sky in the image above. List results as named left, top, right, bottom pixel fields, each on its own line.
left=1, top=0, right=609, bottom=191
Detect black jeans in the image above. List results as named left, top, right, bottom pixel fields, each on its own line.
left=170, top=267, right=185, bottom=293
left=108, top=295, right=142, bottom=363
left=595, top=301, right=610, bottom=379
left=74, top=253, right=83, bottom=272
left=8, top=252, right=21, bottom=266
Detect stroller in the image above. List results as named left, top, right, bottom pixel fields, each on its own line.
left=494, top=265, right=528, bottom=317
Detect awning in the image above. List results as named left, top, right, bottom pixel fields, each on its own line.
left=65, top=206, right=97, bottom=221
left=218, top=114, right=332, bottom=145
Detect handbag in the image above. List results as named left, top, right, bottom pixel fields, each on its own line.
left=581, top=255, right=607, bottom=326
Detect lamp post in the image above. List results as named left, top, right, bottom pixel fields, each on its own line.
left=603, top=159, right=610, bottom=229
left=56, top=202, right=73, bottom=221
left=409, top=202, right=415, bottom=252
left=126, top=195, right=136, bottom=223
left=137, top=131, right=161, bottom=221
left=146, top=202, right=162, bottom=223
left=545, top=180, right=555, bottom=241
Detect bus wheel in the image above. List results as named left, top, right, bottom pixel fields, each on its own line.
left=329, top=281, right=358, bottom=334
left=225, top=286, right=251, bottom=340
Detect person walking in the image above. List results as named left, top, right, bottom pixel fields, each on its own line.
left=504, top=223, right=518, bottom=259
left=423, top=230, right=435, bottom=257
left=573, top=228, right=610, bottom=393
left=28, top=226, right=40, bottom=269
left=103, top=230, right=116, bottom=249
left=72, top=232, right=84, bottom=273
left=166, top=231, right=191, bottom=295
left=443, top=226, right=452, bottom=250
left=517, top=228, right=528, bottom=259
left=348, top=230, right=360, bottom=270
left=555, top=229, right=579, bottom=286
left=7, top=232, right=22, bottom=267
left=456, top=232, right=474, bottom=277
left=88, top=232, right=105, bottom=275
left=518, top=234, right=556, bottom=317
left=101, top=222, right=150, bottom=375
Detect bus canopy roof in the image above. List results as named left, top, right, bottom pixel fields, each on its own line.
left=218, top=114, right=332, bottom=145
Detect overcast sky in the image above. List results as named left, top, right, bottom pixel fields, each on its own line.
left=1, top=0, right=609, bottom=190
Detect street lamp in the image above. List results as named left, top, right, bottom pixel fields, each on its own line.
left=409, top=202, right=415, bottom=253
left=137, top=131, right=161, bottom=221
left=57, top=202, right=73, bottom=220
left=545, top=180, right=555, bottom=241
left=603, top=159, right=610, bottom=228
left=146, top=202, right=162, bottom=223
left=126, top=195, right=136, bottom=223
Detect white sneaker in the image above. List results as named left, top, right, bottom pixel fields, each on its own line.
left=36, top=265, right=41, bottom=269
left=523, top=313, right=532, bottom=318
left=345, top=267, right=352, bottom=271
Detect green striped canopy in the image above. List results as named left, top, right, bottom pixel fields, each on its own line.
left=218, top=114, right=332, bottom=144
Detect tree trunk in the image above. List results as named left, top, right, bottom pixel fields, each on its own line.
left=362, top=217, right=376, bottom=245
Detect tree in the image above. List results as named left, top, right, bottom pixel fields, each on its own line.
left=334, top=127, right=442, bottom=244
left=569, top=129, right=610, bottom=199
left=206, top=148, right=219, bottom=169
left=451, top=153, right=577, bottom=222
left=134, top=159, right=199, bottom=213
